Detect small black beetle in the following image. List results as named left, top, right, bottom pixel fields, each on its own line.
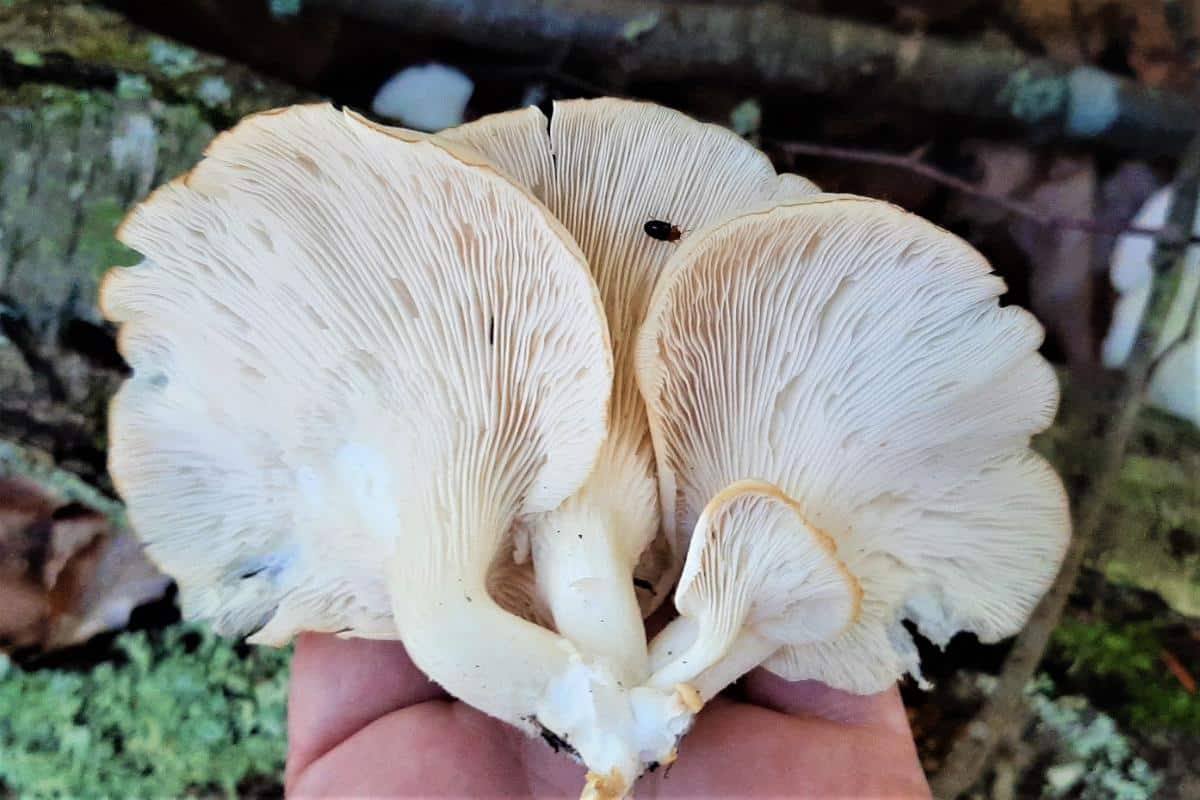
left=643, top=219, right=682, bottom=242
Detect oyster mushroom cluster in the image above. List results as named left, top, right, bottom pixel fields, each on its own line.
left=101, top=99, right=1070, bottom=798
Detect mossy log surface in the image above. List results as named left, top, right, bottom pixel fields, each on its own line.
left=1, top=0, right=306, bottom=124
left=1038, top=373, right=1200, bottom=618
left=0, top=0, right=306, bottom=489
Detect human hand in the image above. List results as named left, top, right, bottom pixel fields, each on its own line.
left=286, top=632, right=930, bottom=798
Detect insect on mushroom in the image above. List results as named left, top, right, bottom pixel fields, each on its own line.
left=643, top=219, right=682, bottom=242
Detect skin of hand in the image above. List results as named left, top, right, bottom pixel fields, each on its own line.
left=286, top=633, right=932, bottom=798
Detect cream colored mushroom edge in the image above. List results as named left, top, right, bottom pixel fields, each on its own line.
left=636, top=197, right=1070, bottom=697
left=101, top=99, right=1069, bottom=800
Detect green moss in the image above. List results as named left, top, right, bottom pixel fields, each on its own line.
left=1, top=1, right=151, bottom=70
left=1, top=1, right=307, bottom=124
left=0, top=624, right=290, bottom=798
left=78, top=197, right=141, bottom=277
left=11, top=48, right=42, bottom=66
left=1052, top=619, right=1200, bottom=734
left=1103, top=407, right=1200, bottom=616
left=32, top=85, right=117, bottom=127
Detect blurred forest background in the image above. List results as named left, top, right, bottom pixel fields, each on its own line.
left=1, top=1, right=1198, bottom=798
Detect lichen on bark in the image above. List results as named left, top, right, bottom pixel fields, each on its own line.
left=0, top=0, right=307, bottom=123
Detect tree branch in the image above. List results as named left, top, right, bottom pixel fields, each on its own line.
left=931, top=132, right=1200, bottom=799
left=321, top=0, right=1199, bottom=156
left=775, top=139, right=1200, bottom=244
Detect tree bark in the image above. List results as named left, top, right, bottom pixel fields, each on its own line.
left=0, top=0, right=305, bottom=490
left=323, top=0, right=1199, bottom=156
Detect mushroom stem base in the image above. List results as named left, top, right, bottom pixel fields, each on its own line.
left=389, top=560, right=689, bottom=797
left=534, top=657, right=696, bottom=798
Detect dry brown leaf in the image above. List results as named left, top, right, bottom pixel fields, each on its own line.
left=1015, top=0, right=1200, bottom=86
left=951, top=144, right=1099, bottom=365
left=1011, top=154, right=1098, bottom=367
left=950, top=145, right=1162, bottom=368
left=1094, top=161, right=1161, bottom=270
left=1128, top=0, right=1200, bottom=87
left=1014, top=0, right=1114, bottom=64
left=0, top=477, right=168, bottom=653
left=1161, top=647, right=1198, bottom=694
left=954, top=141, right=1039, bottom=225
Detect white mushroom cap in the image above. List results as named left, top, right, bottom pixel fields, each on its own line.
left=426, top=98, right=821, bottom=677
left=103, top=104, right=709, bottom=795
left=1102, top=187, right=1200, bottom=426
left=647, top=479, right=861, bottom=702
left=102, top=103, right=611, bottom=646
left=637, top=196, right=1070, bottom=694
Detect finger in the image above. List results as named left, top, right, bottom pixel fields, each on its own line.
left=286, top=633, right=446, bottom=786
left=639, top=700, right=930, bottom=799
left=289, top=703, right=508, bottom=797
left=290, top=702, right=586, bottom=798
left=741, top=669, right=911, bottom=732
